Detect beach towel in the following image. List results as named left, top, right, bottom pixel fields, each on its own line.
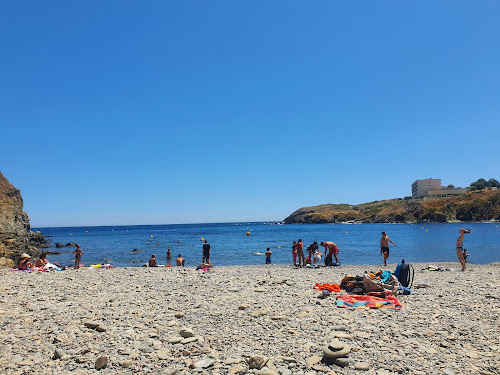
left=313, top=283, right=341, bottom=293
left=336, top=294, right=403, bottom=309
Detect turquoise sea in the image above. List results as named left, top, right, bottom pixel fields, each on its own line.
left=33, top=222, right=500, bottom=268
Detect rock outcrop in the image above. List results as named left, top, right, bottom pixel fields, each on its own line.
left=0, top=171, right=48, bottom=267
left=283, top=190, right=500, bottom=224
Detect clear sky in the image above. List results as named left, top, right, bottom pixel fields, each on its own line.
left=1, top=1, right=499, bottom=227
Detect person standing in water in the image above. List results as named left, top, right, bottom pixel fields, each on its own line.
left=380, top=232, right=396, bottom=266
left=265, top=248, right=272, bottom=264
left=166, top=248, right=172, bottom=265
left=321, top=241, right=339, bottom=265
left=456, top=228, right=471, bottom=271
left=203, top=240, right=211, bottom=264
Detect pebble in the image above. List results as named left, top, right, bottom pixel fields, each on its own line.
left=94, top=356, right=108, bottom=370
left=354, top=361, right=370, bottom=370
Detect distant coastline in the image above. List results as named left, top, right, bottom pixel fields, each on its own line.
left=283, top=189, right=500, bottom=224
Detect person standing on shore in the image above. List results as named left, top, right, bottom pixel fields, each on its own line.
left=456, top=228, right=471, bottom=271
left=321, top=241, right=339, bottom=265
left=73, top=245, right=83, bottom=268
left=296, top=239, right=305, bottom=267
left=265, top=248, right=272, bottom=264
left=292, top=241, right=297, bottom=266
left=203, top=240, right=211, bottom=264
left=380, top=232, right=396, bottom=266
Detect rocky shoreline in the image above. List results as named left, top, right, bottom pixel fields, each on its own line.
left=1, top=262, right=498, bottom=374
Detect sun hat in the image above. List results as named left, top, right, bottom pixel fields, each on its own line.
left=20, top=253, right=30, bottom=259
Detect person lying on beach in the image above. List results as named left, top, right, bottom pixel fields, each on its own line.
left=17, top=253, right=33, bottom=270
left=148, top=254, right=157, bottom=267
left=197, top=262, right=214, bottom=270
left=73, top=245, right=83, bottom=268
left=176, top=254, right=185, bottom=267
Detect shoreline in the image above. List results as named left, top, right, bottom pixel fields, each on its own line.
left=1, top=263, right=499, bottom=374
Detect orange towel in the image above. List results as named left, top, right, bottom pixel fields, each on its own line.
left=313, top=283, right=341, bottom=293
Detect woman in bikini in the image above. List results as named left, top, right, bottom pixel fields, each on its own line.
left=456, top=228, right=471, bottom=271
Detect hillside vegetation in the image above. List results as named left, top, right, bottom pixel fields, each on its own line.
left=283, top=190, right=500, bottom=224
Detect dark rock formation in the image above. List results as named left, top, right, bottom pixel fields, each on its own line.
left=0, top=171, right=48, bottom=267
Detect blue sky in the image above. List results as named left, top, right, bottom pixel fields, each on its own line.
left=1, top=1, right=499, bottom=227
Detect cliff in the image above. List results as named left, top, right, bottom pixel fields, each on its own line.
left=283, top=190, right=500, bottom=224
left=0, top=171, right=48, bottom=267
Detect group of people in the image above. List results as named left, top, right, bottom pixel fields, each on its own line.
left=148, top=239, right=212, bottom=268
left=290, top=239, right=341, bottom=267
left=16, top=228, right=473, bottom=271
left=148, top=253, right=185, bottom=267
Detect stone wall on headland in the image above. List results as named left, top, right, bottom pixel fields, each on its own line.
left=0, top=171, right=48, bottom=267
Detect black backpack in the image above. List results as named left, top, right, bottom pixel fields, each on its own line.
left=395, top=259, right=414, bottom=289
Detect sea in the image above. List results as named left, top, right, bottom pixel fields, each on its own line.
left=32, top=222, right=500, bottom=268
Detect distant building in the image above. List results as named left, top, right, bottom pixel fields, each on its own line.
left=412, top=178, right=468, bottom=200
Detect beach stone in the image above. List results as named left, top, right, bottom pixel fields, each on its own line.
left=84, top=321, right=100, bottom=329
left=95, top=356, right=108, bottom=370
left=157, top=349, right=170, bottom=360
left=248, top=355, right=268, bottom=369
left=312, top=364, right=329, bottom=371
left=306, top=355, right=322, bottom=366
left=354, top=362, right=370, bottom=370
left=333, top=332, right=352, bottom=339
left=442, top=369, right=455, bottom=375
left=168, top=336, right=184, bottom=344
left=224, top=357, right=238, bottom=365
left=323, top=341, right=351, bottom=359
left=230, top=364, right=245, bottom=374
left=252, top=310, right=269, bottom=316
left=193, top=358, right=214, bottom=369
left=333, top=325, right=348, bottom=331
left=179, top=328, right=195, bottom=338
left=254, top=370, right=278, bottom=375
left=53, top=349, right=66, bottom=360
left=238, top=304, right=250, bottom=310
left=17, top=359, right=34, bottom=366
left=282, top=357, right=296, bottom=362
left=332, top=357, right=353, bottom=367
left=270, top=315, right=287, bottom=320
left=181, top=336, right=198, bottom=344
left=174, top=312, right=184, bottom=318
left=119, top=360, right=133, bottom=368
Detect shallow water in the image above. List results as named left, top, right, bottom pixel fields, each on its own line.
left=33, top=222, right=500, bottom=267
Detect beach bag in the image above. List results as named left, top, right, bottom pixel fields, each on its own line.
left=394, top=260, right=414, bottom=289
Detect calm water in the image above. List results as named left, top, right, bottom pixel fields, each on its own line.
left=33, top=222, right=500, bottom=268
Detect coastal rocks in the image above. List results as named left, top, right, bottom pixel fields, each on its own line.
left=0, top=171, right=47, bottom=266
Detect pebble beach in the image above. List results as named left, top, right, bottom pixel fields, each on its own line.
left=1, top=262, right=499, bottom=375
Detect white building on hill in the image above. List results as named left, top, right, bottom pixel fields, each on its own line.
left=411, top=178, right=468, bottom=200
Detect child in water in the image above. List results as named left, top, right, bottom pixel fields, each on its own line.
left=265, top=248, right=272, bottom=264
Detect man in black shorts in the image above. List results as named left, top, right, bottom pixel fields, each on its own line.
left=203, top=240, right=211, bottom=264
left=380, top=231, right=396, bottom=266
